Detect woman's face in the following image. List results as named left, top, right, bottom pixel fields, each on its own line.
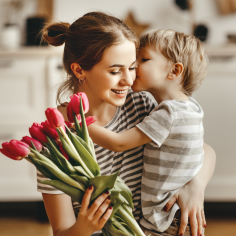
left=82, top=39, right=136, bottom=107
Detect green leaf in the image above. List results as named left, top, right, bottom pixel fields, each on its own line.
left=27, top=155, right=55, bottom=180
left=64, top=126, right=100, bottom=176
left=89, top=171, right=119, bottom=201
left=56, top=130, right=81, bottom=165
left=47, top=136, right=77, bottom=175
left=104, top=219, right=133, bottom=236
left=39, top=180, right=84, bottom=203
left=115, top=176, right=134, bottom=208
left=74, top=166, right=90, bottom=178
left=30, top=141, right=38, bottom=151
left=73, top=111, right=83, bottom=137
left=36, top=159, right=85, bottom=191
left=80, top=96, right=89, bottom=145
left=70, top=174, right=89, bottom=188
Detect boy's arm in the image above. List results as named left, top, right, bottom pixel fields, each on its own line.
left=88, top=124, right=152, bottom=152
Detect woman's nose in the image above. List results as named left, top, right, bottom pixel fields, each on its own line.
left=120, top=70, right=135, bottom=86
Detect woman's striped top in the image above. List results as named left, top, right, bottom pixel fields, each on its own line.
left=37, top=90, right=156, bottom=223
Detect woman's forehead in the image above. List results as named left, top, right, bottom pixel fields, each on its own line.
left=101, top=40, right=136, bottom=66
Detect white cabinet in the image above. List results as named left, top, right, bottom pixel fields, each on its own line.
left=0, top=57, right=47, bottom=201
left=193, top=56, right=236, bottom=201
left=0, top=50, right=64, bottom=201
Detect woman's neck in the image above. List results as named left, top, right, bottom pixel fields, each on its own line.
left=77, top=89, right=117, bottom=127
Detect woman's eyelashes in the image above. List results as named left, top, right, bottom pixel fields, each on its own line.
left=110, top=67, right=136, bottom=75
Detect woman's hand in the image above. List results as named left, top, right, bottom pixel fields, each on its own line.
left=76, top=185, right=113, bottom=236
left=164, top=143, right=216, bottom=236
left=165, top=178, right=206, bottom=236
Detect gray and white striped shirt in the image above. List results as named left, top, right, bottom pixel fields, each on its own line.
left=37, top=90, right=156, bottom=235
left=137, top=97, right=204, bottom=232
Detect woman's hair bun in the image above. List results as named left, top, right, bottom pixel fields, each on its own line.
left=42, top=22, right=70, bottom=46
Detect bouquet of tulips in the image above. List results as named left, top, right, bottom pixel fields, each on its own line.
left=0, top=92, right=145, bottom=236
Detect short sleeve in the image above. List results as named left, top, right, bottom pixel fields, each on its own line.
left=136, top=101, right=174, bottom=147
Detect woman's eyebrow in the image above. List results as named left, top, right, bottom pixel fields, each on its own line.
left=109, top=60, right=136, bottom=68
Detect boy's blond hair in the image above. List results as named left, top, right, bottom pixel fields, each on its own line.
left=140, top=29, right=208, bottom=96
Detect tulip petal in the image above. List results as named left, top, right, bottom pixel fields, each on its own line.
left=0, top=148, right=22, bottom=160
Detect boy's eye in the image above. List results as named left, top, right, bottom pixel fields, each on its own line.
left=141, top=59, right=149, bottom=62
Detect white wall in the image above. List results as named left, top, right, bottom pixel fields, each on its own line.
left=53, top=0, right=236, bottom=45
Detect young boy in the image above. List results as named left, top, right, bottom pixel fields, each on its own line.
left=88, top=29, right=208, bottom=235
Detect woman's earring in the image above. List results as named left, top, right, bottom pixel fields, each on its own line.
left=79, top=77, right=85, bottom=84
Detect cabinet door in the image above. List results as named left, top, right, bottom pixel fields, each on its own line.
left=0, top=58, right=47, bottom=201
left=193, top=57, right=236, bottom=201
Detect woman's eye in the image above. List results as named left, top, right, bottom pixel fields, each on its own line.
left=142, top=59, right=149, bottom=62
left=129, top=67, right=137, bottom=71
left=110, top=71, right=120, bottom=75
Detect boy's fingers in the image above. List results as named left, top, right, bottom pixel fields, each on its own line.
left=178, top=211, right=188, bottom=236
left=80, top=185, right=93, bottom=213
left=164, top=195, right=177, bottom=212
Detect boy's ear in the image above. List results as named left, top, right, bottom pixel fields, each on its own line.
left=168, top=63, right=184, bottom=80
left=71, top=63, right=85, bottom=78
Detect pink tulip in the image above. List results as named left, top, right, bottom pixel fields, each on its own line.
left=59, top=142, right=69, bottom=160
left=41, top=120, right=59, bottom=140
left=21, top=136, right=43, bottom=152
left=67, top=102, right=82, bottom=123
left=67, top=92, right=89, bottom=122
left=0, top=140, right=30, bottom=160
left=45, top=108, right=65, bottom=129
left=65, top=121, right=74, bottom=128
left=29, top=123, right=48, bottom=143
left=80, top=116, right=97, bottom=127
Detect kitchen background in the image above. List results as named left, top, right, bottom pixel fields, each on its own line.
left=0, top=0, right=235, bottom=236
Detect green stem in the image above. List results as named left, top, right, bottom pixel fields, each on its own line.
left=58, top=126, right=94, bottom=178
left=116, top=205, right=146, bottom=236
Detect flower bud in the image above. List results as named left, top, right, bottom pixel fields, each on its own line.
left=45, top=108, right=65, bottom=129
left=29, top=123, right=48, bottom=143
left=21, top=136, right=43, bottom=152
left=0, top=140, right=29, bottom=160
left=67, top=92, right=89, bottom=122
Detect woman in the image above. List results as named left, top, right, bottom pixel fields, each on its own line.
left=39, top=12, right=216, bottom=236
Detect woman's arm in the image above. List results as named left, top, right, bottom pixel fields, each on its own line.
left=88, top=123, right=151, bottom=151
left=43, top=186, right=112, bottom=236
left=165, top=143, right=216, bottom=236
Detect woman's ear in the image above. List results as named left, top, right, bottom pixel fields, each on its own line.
left=71, top=63, right=84, bottom=78
left=167, top=63, right=184, bottom=80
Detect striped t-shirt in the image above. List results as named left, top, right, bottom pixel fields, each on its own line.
left=37, top=90, right=156, bottom=234
left=136, top=97, right=204, bottom=232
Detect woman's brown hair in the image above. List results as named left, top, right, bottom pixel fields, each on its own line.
left=42, top=12, right=139, bottom=104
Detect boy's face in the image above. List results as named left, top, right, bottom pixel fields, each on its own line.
left=132, top=45, right=171, bottom=94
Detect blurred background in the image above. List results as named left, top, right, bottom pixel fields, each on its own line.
left=0, top=0, right=235, bottom=235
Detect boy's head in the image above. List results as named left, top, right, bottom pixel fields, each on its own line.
left=138, top=29, right=208, bottom=96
